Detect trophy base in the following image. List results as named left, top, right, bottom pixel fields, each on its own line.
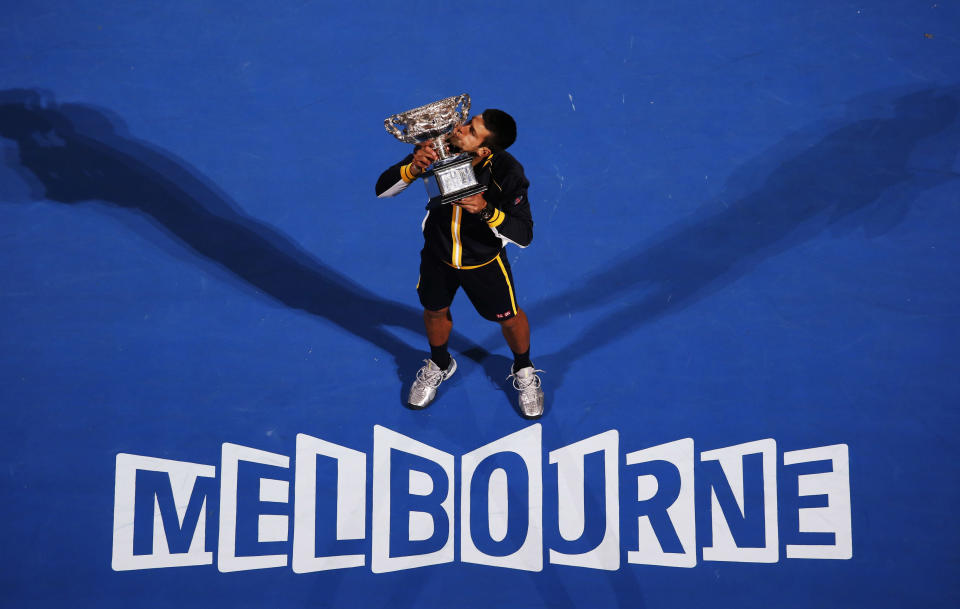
left=424, top=184, right=488, bottom=210
left=421, top=153, right=488, bottom=210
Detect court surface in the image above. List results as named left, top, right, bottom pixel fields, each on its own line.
left=1, top=1, right=959, bottom=607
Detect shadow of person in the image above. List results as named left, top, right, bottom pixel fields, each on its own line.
left=0, top=88, right=487, bottom=391
left=519, top=86, right=960, bottom=392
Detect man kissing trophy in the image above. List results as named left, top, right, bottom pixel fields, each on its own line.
left=377, top=94, right=545, bottom=418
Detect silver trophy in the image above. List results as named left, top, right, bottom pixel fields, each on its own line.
left=384, top=94, right=487, bottom=209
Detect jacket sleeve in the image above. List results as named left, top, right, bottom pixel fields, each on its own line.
left=375, top=153, right=417, bottom=198
left=485, top=169, right=533, bottom=248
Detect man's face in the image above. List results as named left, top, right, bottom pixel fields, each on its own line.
left=449, top=115, right=492, bottom=154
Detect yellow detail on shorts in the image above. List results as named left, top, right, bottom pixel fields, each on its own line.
left=495, top=254, right=518, bottom=315
left=442, top=253, right=499, bottom=270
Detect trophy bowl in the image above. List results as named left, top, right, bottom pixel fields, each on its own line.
left=384, top=94, right=487, bottom=209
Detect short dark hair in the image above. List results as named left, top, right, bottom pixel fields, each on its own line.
left=481, top=108, right=517, bottom=151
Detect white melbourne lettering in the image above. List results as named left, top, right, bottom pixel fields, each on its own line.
left=111, top=425, right=853, bottom=573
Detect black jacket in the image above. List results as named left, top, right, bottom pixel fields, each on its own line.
left=376, top=150, right=533, bottom=268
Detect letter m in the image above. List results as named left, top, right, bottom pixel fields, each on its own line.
left=112, top=453, right=217, bottom=570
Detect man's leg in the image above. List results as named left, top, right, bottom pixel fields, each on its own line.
left=409, top=249, right=460, bottom=409
left=461, top=254, right=544, bottom=418
left=500, top=308, right=543, bottom=418
left=500, top=308, right=532, bottom=371
left=408, top=305, right=458, bottom=408
left=424, top=307, right=453, bottom=371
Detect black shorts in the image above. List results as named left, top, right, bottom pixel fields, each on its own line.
left=417, top=249, right=519, bottom=322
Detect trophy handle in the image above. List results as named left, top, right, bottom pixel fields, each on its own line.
left=384, top=114, right=412, bottom=143
left=452, top=93, right=471, bottom=124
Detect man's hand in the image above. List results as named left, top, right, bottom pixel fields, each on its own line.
left=455, top=193, right=488, bottom=214
left=410, top=140, right=439, bottom=176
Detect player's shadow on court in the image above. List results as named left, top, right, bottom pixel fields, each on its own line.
left=0, top=88, right=487, bottom=393
left=520, top=85, right=960, bottom=403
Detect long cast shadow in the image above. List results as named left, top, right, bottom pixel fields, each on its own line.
left=0, top=88, right=487, bottom=391
left=502, top=86, right=960, bottom=404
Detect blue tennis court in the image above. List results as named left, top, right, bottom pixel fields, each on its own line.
left=2, top=1, right=958, bottom=607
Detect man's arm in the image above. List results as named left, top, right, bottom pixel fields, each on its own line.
left=457, top=171, right=533, bottom=247
left=375, top=154, right=416, bottom=198
left=375, top=141, right=440, bottom=198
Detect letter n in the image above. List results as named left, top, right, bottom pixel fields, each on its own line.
left=701, top=439, right=778, bottom=563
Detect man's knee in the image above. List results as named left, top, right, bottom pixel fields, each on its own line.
left=424, top=307, right=451, bottom=321
left=498, top=308, right=526, bottom=328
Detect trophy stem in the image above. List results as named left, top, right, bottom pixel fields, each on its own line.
left=433, top=135, right=450, bottom=160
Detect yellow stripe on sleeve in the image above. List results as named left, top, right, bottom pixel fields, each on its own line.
left=487, top=208, right=506, bottom=228
left=401, top=163, right=416, bottom=183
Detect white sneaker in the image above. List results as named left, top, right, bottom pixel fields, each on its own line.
left=508, top=365, right=544, bottom=418
left=407, top=358, right=457, bottom=408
